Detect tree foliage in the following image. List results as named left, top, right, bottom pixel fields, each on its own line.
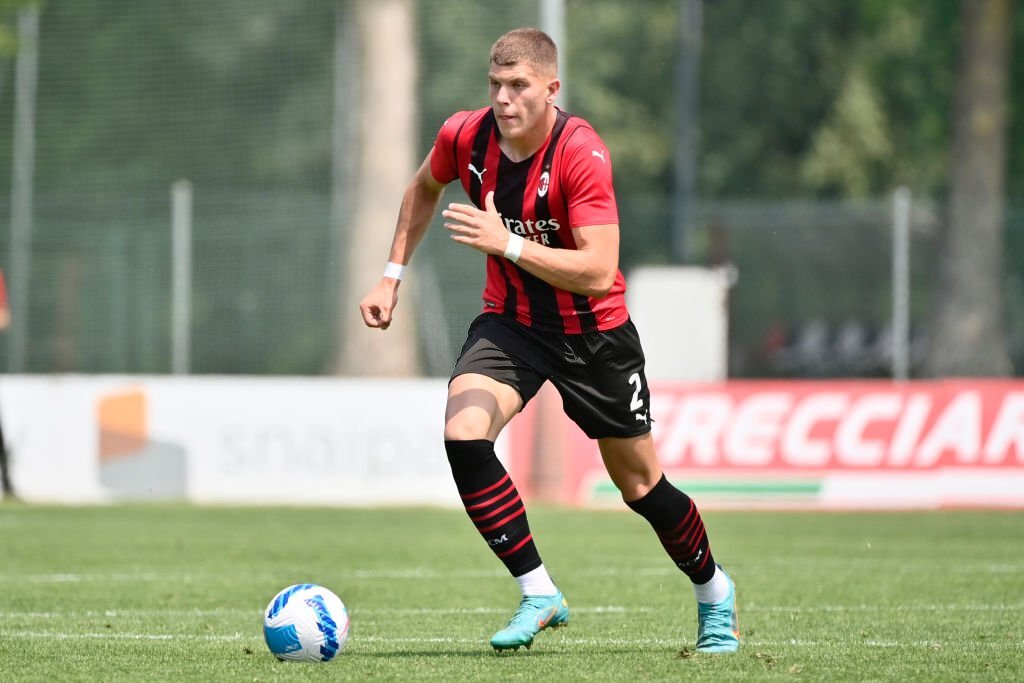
left=1, top=0, right=1022, bottom=375
left=0, top=1, right=40, bottom=57
left=3, top=0, right=1018, bottom=202
left=566, top=0, right=967, bottom=201
left=0, top=0, right=336, bottom=192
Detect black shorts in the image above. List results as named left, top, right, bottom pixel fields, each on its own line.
left=450, top=313, right=653, bottom=439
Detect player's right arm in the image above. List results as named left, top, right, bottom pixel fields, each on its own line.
left=358, top=152, right=446, bottom=330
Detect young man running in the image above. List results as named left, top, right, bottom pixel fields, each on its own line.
left=359, top=27, right=739, bottom=654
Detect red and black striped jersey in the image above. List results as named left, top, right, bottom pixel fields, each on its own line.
left=430, top=107, right=629, bottom=335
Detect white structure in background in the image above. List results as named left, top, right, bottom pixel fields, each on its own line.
left=627, top=266, right=732, bottom=382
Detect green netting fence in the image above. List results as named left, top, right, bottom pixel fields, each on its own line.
left=1, top=1, right=1022, bottom=377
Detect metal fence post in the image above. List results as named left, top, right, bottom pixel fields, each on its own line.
left=171, top=180, right=193, bottom=375
left=892, top=186, right=911, bottom=381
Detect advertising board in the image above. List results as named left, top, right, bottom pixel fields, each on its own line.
left=506, top=381, right=1024, bottom=509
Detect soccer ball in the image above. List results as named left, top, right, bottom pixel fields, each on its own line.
left=262, top=583, right=350, bottom=662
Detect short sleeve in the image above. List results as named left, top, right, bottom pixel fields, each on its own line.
left=429, top=111, right=472, bottom=185
left=561, top=131, right=619, bottom=228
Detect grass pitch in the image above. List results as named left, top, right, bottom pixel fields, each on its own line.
left=0, top=503, right=1021, bottom=681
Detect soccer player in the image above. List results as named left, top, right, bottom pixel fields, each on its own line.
left=358, top=27, right=739, bottom=654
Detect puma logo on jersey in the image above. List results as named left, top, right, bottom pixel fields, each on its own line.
left=592, top=149, right=606, bottom=163
left=468, top=163, right=486, bottom=183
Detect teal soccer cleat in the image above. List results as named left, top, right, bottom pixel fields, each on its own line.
left=696, top=566, right=740, bottom=653
left=490, top=591, right=570, bottom=652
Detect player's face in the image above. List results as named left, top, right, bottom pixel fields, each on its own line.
left=488, top=62, right=558, bottom=141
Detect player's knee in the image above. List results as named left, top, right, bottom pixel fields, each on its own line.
left=603, top=455, right=662, bottom=501
left=612, top=475, right=660, bottom=503
left=443, top=414, right=491, bottom=441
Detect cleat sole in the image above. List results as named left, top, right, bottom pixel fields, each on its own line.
left=493, top=644, right=526, bottom=653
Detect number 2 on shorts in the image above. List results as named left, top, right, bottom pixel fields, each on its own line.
left=628, top=372, right=644, bottom=411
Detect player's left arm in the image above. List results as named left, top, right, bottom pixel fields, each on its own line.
left=443, top=191, right=618, bottom=298
left=513, top=216, right=620, bottom=298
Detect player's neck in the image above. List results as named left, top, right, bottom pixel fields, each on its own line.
left=499, top=107, right=558, bottom=163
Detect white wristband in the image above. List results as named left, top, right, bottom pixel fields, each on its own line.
left=504, top=234, right=524, bottom=263
left=383, top=262, right=405, bottom=281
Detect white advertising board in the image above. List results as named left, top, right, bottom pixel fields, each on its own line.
left=0, top=376, right=472, bottom=506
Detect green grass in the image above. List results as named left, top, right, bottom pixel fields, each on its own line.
left=0, top=504, right=1021, bottom=681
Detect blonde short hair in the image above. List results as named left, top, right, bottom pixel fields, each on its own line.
left=489, top=28, right=558, bottom=76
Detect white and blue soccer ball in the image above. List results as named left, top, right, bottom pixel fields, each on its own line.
left=262, top=583, right=350, bottom=662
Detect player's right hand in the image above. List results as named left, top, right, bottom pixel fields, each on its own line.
left=359, top=280, right=399, bottom=330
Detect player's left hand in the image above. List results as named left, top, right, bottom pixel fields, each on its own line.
left=442, top=192, right=510, bottom=256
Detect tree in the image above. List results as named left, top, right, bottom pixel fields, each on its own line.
left=924, top=0, right=1015, bottom=376
left=334, top=0, right=420, bottom=376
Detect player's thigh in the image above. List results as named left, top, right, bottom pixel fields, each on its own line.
left=597, top=432, right=663, bottom=502
left=553, top=320, right=653, bottom=440
left=446, top=314, right=546, bottom=442
left=445, top=372, right=523, bottom=442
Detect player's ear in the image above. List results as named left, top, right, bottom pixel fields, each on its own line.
left=546, top=79, right=560, bottom=104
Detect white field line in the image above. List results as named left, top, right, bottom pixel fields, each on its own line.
left=358, top=636, right=1023, bottom=649
left=0, top=606, right=650, bottom=619
left=0, top=631, right=1020, bottom=650
left=0, top=569, right=517, bottom=583
left=3, top=603, right=1023, bottom=621
left=743, top=603, right=1024, bottom=613
left=1, top=603, right=1021, bottom=621
left=0, top=631, right=249, bottom=642
left=2, top=563, right=1022, bottom=584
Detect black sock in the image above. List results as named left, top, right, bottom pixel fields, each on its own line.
left=626, top=474, right=716, bottom=584
left=444, top=439, right=542, bottom=577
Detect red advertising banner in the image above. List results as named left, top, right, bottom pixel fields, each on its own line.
left=506, top=380, right=1024, bottom=509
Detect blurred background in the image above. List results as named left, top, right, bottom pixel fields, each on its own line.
left=0, top=0, right=1022, bottom=379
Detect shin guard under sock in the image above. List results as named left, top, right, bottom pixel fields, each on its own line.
left=626, top=474, right=716, bottom=585
left=445, top=439, right=542, bottom=577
